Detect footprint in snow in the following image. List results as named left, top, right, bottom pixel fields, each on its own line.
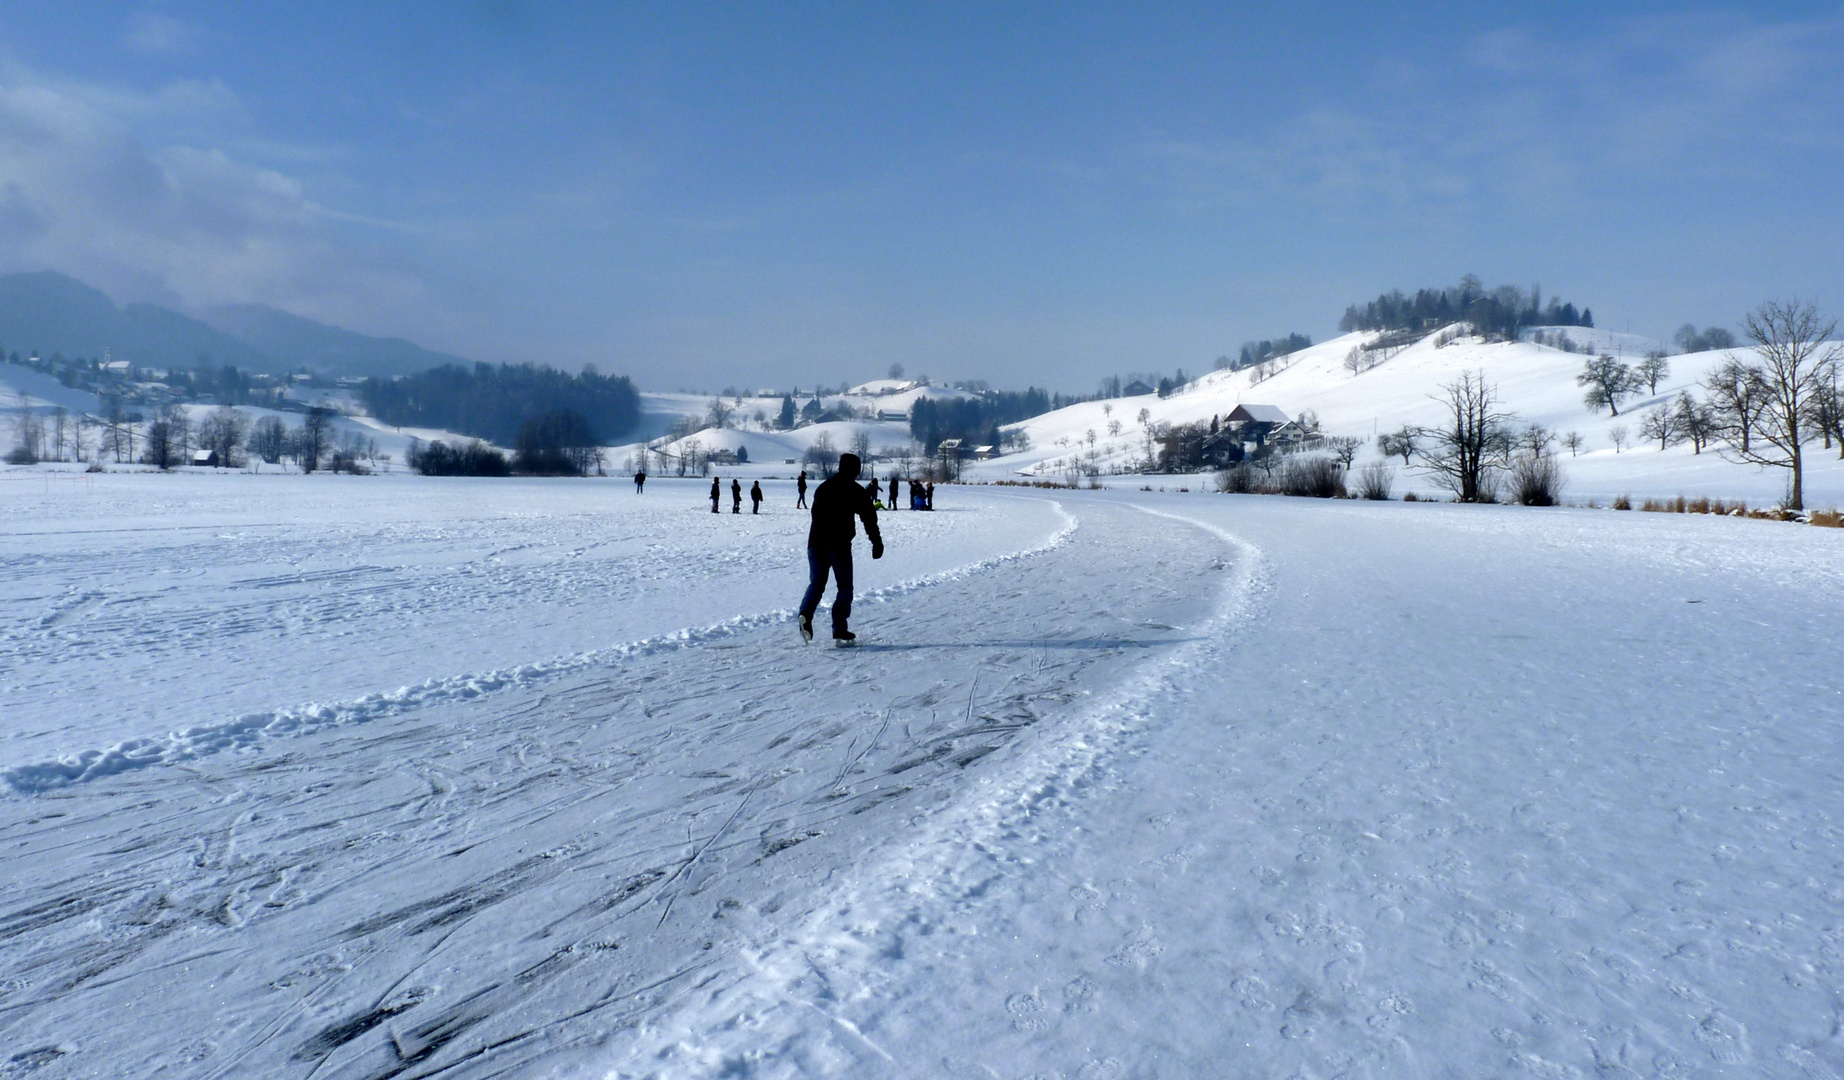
left=1006, top=991, right=1050, bottom=1032
left=1694, top=1012, right=1749, bottom=1064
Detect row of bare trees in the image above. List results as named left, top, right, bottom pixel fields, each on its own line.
left=1406, top=300, right=1841, bottom=509
left=7, top=401, right=379, bottom=474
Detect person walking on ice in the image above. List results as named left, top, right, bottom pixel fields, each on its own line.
left=710, top=476, right=720, bottom=513
left=796, top=469, right=809, bottom=508
left=731, top=478, right=743, bottom=514
left=750, top=480, right=763, bottom=514
left=634, top=468, right=646, bottom=493
left=798, top=452, right=883, bottom=645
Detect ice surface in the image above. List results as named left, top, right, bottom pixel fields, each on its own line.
left=2, top=479, right=1841, bottom=1079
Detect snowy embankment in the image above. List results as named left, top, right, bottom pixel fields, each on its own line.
left=967, top=328, right=1844, bottom=507
left=2, top=480, right=1841, bottom=1079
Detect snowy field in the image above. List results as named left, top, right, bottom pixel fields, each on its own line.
left=3, top=474, right=1842, bottom=1079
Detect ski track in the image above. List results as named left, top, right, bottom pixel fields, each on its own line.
left=0, top=496, right=1213, bottom=1079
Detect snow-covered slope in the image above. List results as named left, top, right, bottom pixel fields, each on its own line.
left=970, top=329, right=1844, bottom=505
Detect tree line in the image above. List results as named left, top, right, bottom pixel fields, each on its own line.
left=909, top=390, right=1052, bottom=453
left=358, top=362, right=640, bottom=446
left=1339, top=277, right=1591, bottom=340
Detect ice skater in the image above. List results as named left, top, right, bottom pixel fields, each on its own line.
left=798, top=452, right=883, bottom=645
left=750, top=480, right=763, bottom=514
left=888, top=474, right=900, bottom=511
left=796, top=470, right=809, bottom=508
left=710, top=476, right=720, bottom=513
left=731, top=478, right=742, bottom=514
left=633, top=469, right=646, bottom=493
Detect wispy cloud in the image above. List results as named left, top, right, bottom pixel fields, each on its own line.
left=1128, top=11, right=1844, bottom=218
left=123, top=12, right=202, bottom=55
left=0, top=64, right=447, bottom=339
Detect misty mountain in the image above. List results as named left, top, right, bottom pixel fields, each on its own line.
left=0, top=271, right=471, bottom=378
left=199, top=304, right=469, bottom=379
left=0, top=271, right=271, bottom=372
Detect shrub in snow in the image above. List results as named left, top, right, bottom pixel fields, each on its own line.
left=1279, top=456, right=1345, bottom=498
left=1507, top=453, right=1564, bottom=506
left=1356, top=462, right=1394, bottom=501
left=1216, top=465, right=1257, bottom=494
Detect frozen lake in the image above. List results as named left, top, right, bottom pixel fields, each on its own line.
left=2, top=472, right=1841, bottom=1079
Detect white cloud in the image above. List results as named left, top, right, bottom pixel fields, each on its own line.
left=0, top=66, right=452, bottom=340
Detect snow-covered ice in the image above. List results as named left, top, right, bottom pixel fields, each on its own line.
left=2, top=474, right=1841, bottom=1079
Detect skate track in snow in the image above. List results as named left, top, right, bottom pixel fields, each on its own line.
left=0, top=494, right=1230, bottom=1078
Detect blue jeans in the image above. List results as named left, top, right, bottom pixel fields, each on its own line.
left=799, top=545, right=854, bottom=632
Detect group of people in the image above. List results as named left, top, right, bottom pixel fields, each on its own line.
left=701, top=476, right=765, bottom=514
left=859, top=474, right=934, bottom=511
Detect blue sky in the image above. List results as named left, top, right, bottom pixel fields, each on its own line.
left=2, top=3, right=1841, bottom=391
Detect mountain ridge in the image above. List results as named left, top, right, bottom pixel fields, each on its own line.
left=0, top=270, right=470, bottom=378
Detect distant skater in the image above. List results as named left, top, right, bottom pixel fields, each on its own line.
left=796, top=470, right=809, bottom=508
left=731, top=478, right=743, bottom=514
left=750, top=481, right=763, bottom=514
left=909, top=478, right=923, bottom=511
left=633, top=469, right=646, bottom=494
left=888, top=474, right=900, bottom=511
left=710, top=477, right=720, bottom=513
left=798, top=452, right=883, bottom=645
left=925, top=481, right=935, bottom=510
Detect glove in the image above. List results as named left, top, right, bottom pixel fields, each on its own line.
left=871, top=540, right=884, bottom=560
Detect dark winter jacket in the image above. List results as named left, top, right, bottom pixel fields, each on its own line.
left=807, top=472, right=882, bottom=551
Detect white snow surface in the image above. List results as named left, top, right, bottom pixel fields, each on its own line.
left=2, top=475, right=1842, bottom=1080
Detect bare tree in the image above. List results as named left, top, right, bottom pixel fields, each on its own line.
left=1673, top=392, right=1716, bottom=454
left=1703, top=357, right=1768, bottom=454
left=1634, top=353, right=1671, bottom=395
left=1326, top=435, right=1361, bottom=470
left=1519, top=424, right=1556, bottom=457
left=1726, top=299, right=1840, bottom=509
left=298, top=405, right=334, bottom=473
left=250, top=415, right=287, bottom=464
left=706, top=397, right=735, bottom=429
left=1577, top=356, right=1636, bottom=415
left=851, top=429, right=872, bottom=461
left=1562, top=430, right=1584, bottom=456
left=1608, top=425, right=1628, bottom=453
left=198, top=406, right=248, bottom=467
left=1638, top=404, right=1680, bottom=450
left=1376, top=426, right=1417, bottom=465
left=1412, top=370, right=1514, bottom=502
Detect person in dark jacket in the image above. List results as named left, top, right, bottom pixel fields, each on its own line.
left=710, top=476, right=720, bottom=513
left=731, top=478, right=743, bottom=513
left=798, top=453, right=883, bottom=643
left=888, top=474, right=900, bottom=510
left=796, top=470, right=809, bottom=508
left=750, top=480, right=763, bottom=514
left=634, top=469, right=646, bottom=493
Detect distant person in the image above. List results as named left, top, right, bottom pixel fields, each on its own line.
left=796, top=470, right=809, bottom=508
left=798, top=452, right=883, bottom=644
left=750, top=480, right=763, bottom=514
left=634, top=469, right=646, bottom=493
left=731, top=478, right=743, bottom=514
left=925, top=481, right=935, bottom=510
left=888, top=475, right=900, bottom=511
left=710, top=476, right=720, bottom=513
left=909, top=478, right=923, bottom=511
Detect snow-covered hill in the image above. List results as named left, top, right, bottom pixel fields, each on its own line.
left=969, top=328, right=1844, bottom=506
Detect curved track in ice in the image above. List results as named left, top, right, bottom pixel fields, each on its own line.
left=596, top=503, right=1267, bottom=1075
left=1, top=494, right=1074, bottom=794
left=0, top=493, right=1221, bottom=1079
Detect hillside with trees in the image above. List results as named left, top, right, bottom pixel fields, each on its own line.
left=359, top=363, right=641, bottom=445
